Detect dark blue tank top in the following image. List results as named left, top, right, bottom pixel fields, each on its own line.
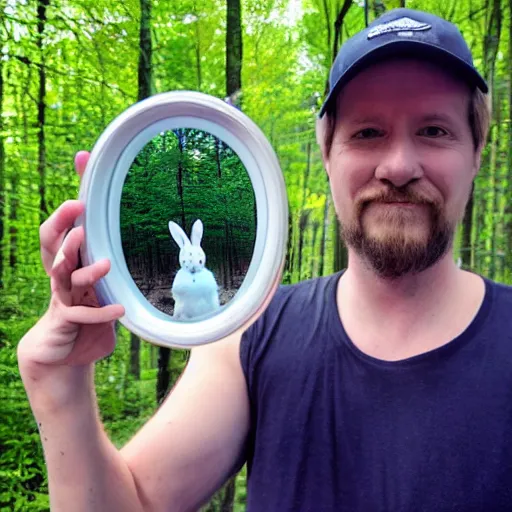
left=240, top=271, right=512, bottom=511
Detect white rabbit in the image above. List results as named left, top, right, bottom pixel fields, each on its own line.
left=168, top=219, right=220, bottom=320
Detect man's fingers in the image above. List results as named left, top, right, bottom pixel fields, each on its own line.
left=50, top=227, right=85, bottom=303
left=64, top=304, right=125, bottom=325
left=74, top=151, right=90, bottom=179
left=39, top=151, right=89, bottom=274
left=70, top=259, right=111, bottom=297
left=40, top=200, right=85, bottom=274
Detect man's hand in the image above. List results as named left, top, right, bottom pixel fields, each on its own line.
left=18, top=151, right=124, bottom=376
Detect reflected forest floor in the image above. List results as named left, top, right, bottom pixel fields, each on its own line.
left=133, top=272, right=245, bottom=316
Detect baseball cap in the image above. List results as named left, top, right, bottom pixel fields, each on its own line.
left=318, top=8, right=488, bottom=118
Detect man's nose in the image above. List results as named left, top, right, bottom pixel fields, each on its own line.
left=374, top=138, right=423, bottom=187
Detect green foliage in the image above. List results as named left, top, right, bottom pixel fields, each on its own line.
left=120, top=128, right=256, bottom=273
left=1, top=0, right=511, bottom=510
left=0, top=291, right=49, bottom=511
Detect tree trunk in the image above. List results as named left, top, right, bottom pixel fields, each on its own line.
left=10, top=79, right=28, bottom=272
left=333, top=216, right=348, bottom=272
left=322, top=0, right=332, bottom=51
left=130, top=331, right=141, bottom=380
left=332, top=0, right=353, bottom=62
left=298, top=142, right=312, bottom=279
left=176, top=130, right=186, bottom=228
left=297, top=211, right=310, bottom=279
left=461, top=185, right=474, bottom=269
left=230, top=221, right=240, bottom=274
left=319, top=194, right=330, bottom=276
left=226, top=0, right=242, bottom=102
left=37, top=0, right=50, bottom=222
left=225, top=220, right=233, bottom=288
left=194, top=7, right=202, bottom=90
left=285, top=213, right=295, bottom=282
left=310, top=220, right=320, bottom=278
left=216, top=138, right=222, bottom=179
left=0, top=53, right=4, bottom=289
left=156, top=347, right=171, bottom=404
left=9, top=175, right=18, bottom=270
left=482, top=0, right=502, bottom=90
left=481, top=0, right=502, bottom=276
left=138, top=0, right=152, bottom=101
left=372, top=0, right=386, bottom=18
left=131, top=0, right=153, bottom=384
left=220, top=478, right=236, bottom=512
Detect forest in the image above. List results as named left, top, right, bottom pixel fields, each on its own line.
left=120, top=127, right=255, bottom=315
left=1, top=0, right=510, bottom=510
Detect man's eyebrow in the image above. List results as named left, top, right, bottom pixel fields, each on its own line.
left=341, top=115, right=385, bottom=125
left=341, top=112, right=460, bottom=125
left=419, top=113, right=459, bottom=125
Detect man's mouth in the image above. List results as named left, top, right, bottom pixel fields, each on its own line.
left=381, top=200, right=418, bottom=205
left=370, top=196, right=426, bottom=205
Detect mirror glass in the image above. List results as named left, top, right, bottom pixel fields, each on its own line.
left=120, top=127, right=257, bottom=322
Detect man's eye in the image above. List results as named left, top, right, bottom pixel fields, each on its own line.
left=419, top=126, right=448, bottom=137
left=354, top=128, right=382, bottom=139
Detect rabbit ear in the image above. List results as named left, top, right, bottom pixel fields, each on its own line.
left=190, top=219, right=203, bottom=246
left=169, top=221, right=190, bottom=249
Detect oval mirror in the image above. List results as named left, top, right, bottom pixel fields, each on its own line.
left=75, top=91, right=288, bottom=348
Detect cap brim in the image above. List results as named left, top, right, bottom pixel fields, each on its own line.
left=318, top=40, right=488, bottom=117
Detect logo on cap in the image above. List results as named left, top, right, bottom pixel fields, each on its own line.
left=368, top=17, right=432, bottom=39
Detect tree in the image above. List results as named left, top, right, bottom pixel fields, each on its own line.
left=205, top=1, right=245, bottom=507
left=37, top=0, right=50, bottom=222
left=132, top=0, right=152, bottom=385
left=226, top=0, right=243, bottom=104
left=0, top=37, right=4, bottom=289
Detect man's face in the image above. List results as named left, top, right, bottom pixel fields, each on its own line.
left=325, top=59, right=481, bottom=278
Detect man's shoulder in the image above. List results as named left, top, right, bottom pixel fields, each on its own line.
left=486, top=277, right=512, bottom=302
left=486, top=277, right=512, bottom=312
left=240, top=273, right=341, bottom=377
left=242, top=272, right=341, bottom=341
left=274, top=272, right=341, bottom=302
left=476, top=277, right=512, bottom=334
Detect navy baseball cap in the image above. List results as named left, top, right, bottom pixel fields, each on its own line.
left=319, top=8, right=488, bottom=117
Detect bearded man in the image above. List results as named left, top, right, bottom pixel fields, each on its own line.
left=18, top=8, right=512, bottom=512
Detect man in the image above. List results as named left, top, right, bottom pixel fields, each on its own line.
left=18, top=7, right=512, bottom=512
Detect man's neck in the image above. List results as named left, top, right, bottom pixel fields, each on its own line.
left=337, top=252, right=485, bottom=361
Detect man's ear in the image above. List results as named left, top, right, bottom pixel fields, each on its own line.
left=472, top=144, right=484, bottom=179
left=315, top=115, right=331, bottom=178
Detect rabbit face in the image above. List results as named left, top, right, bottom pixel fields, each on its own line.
left=169, top=219, right=208, bottom=274
left=179, top=245, right=206, bottom=274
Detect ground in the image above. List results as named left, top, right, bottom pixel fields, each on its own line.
left=133, top=273, right=245, bottom=316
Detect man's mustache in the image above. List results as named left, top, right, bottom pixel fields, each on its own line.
left=357, top=187, right=436, bottom=209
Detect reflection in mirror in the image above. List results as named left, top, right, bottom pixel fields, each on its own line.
left=120, top=128, right=257, bottom=321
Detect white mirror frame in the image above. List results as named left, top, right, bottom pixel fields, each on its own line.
left=75, top=91, right=288, bottom=348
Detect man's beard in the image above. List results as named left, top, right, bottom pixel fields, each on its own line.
left=341, top=185, right=453, bottom=279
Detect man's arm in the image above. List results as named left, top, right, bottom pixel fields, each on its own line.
left=122, top=333, right=249, bottom=511
left=21, top=331, right=248, bottom=512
